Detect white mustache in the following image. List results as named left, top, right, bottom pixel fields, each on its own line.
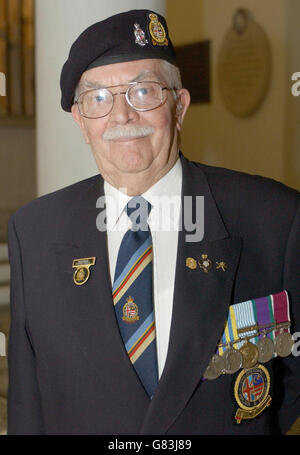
left=103, top=125, right=155, bottom=141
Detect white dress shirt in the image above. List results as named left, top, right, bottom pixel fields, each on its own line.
left=104, top=158, right=182, bottom=378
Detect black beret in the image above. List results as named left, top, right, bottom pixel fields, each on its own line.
left=60, top=9, right=177, bottom=112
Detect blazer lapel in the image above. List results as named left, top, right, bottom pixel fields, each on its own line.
left=52, top=176, right=150, bottom=416
left=140, top=155, right=242, bottom=434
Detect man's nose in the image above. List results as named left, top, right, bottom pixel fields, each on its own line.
left=108, top=93, right=139, bottom=124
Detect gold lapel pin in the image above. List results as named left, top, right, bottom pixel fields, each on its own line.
left=186, top=257, right=197, bottom=270
left=216, top=261, right=227, bottom=272
left=198, top=254, right=212, bottom=273
left=72, top=257, right=96, bottom=286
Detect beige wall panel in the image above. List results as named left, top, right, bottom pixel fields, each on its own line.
left=167, top=0, right=295, bottom=187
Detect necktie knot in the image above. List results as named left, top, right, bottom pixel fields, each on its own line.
left=126, top=196, right=152, bottom=230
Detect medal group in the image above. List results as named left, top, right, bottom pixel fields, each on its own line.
left=203, top=290, right=295, bottom=423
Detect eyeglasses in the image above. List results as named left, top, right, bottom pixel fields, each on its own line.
left=75, top=81, right=172, bottom=119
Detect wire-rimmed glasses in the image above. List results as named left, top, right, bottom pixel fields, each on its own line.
left=75, top=81, right=172, bottom=119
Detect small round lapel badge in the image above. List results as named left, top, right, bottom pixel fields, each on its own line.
left=74, top=267, right=89, bottom=285
left=148, top=13, right=168, bottom=46
left=72, top=257, right=96, bottom=286
left=122, top=297, right=139, bottom=323
left=186, top=257, right=197, bottom=270
left=234, top=364, right=272, bottom=424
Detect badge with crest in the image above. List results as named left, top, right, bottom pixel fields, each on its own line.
left=122, top=296, right=139, bottom=323
left=134, top=23, right=148, bottom=47
left=148, top=13, right=168, bottom=46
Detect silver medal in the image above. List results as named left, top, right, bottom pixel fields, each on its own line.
left=203, top=354, right=225, bottom=380
left=223, top=347, right=243, bottom=374
left=239, top=341, right=259, bottom=369
left=274, top=331, right=294, bottom=357
left=257, top=336, right=275, bottom=363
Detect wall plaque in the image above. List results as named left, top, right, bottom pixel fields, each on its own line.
left=175, top=40, right=210, bottom=104
left=217, top=9, right=271, bottom=117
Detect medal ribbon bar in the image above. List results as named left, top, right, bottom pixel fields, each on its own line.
left=217, top=290, right=290, bottom=357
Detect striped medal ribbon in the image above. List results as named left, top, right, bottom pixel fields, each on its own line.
left=204, top=291, right=291, bottom=381
left=218, top=290, right=291, bottom=358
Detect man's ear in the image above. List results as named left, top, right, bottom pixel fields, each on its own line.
left=175, top=88, right=190, bottom=131
left=71, top=103, right=90, bottom=144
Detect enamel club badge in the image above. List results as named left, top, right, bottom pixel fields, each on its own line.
left=148, top=13, right=168, bottom=46
left=72, top=257, right=96, bottom=286
left=134, top=23, right=148, bottom=47
left=234, top=364, right=272, bottom=424
left=122, top=296, right=139, bottom=323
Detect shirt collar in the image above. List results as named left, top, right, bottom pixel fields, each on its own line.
left=104, top=157, right=182, bottom=230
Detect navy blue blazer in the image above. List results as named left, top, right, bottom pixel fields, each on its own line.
left=7, top=154, right=300, bottom=434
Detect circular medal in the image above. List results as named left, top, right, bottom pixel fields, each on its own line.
left=239, top=341, right=259, bottom=369
left=203, top=354, right=225, bottom=380
left=223, top=347, right=243, bottom=374
left=257, top=336, right=274, bottom=363
left=274, top=332, right=294, bottom=357
left=73, top=266, right=90, bottom=285
left=234, top=364, right=272, bottom=423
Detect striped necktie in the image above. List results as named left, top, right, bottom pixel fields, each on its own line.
left=112, top=196, right=158, bottom=398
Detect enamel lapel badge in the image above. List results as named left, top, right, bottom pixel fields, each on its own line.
left=234, top=364, right=272, bottom=423
left=122, top=296, right=139, bottom=323
left=134, top=23, right=148, bottom=47
left=198, top=254, right=212, bottom=273
left=72, top=257, right=96, bottom=286
left=148, top=13, right=168, bottom=46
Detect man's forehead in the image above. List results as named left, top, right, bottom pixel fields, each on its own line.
left=80, top=59, right=164, bottom=88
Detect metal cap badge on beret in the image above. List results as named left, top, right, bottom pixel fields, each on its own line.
left=60, top=9, right=177, bottom=112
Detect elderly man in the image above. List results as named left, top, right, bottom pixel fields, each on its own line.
left=7, top=10, right=300, bottom=435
